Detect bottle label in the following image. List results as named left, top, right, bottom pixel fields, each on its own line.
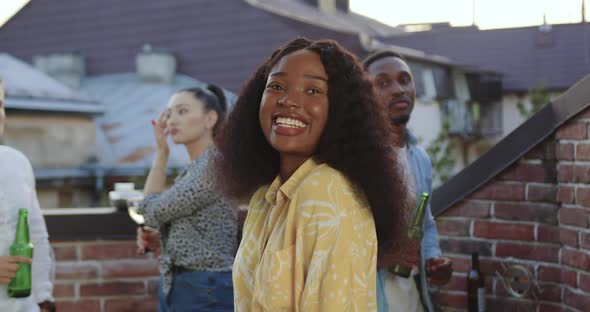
left=478, top=287, right=485, bottom=311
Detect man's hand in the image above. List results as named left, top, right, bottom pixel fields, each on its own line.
left=137, top=226, right=161, bottom=255
left=39, top=300, right=56, bottom=312
left=426, top=257, right=453, bottom=286
left=0, top=256, right=31, bottom=285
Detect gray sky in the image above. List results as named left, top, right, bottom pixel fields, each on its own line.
left=1, top=1, right=587, bottom=31
left=351, top=0, right=588, bottom=29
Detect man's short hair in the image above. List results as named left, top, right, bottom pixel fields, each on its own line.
left=362, top=50, right=406, bottom=69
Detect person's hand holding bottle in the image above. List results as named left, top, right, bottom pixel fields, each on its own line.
left=0, top=256, right=31, bottom=285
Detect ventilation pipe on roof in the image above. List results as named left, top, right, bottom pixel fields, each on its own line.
left=33, top=52, right=85, bottom=89
left=305, top=0, right=349, bottom=14
left=135, top=44, right=177, bottom=84
left=539, top=13, right=552, bottom=32
left=318, top=0, right=337, bottom=14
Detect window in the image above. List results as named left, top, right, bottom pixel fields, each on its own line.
left=432, top=65, right=455, bottom=100
left=408, top=61, right=425, bottom=97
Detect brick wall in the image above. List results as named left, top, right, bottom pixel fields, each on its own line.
left=432, top=107, right=590, bottom=311
left=51, top=240, right=159, bottom=312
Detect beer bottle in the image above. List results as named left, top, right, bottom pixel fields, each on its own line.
left=390, top=192, right=429, bottom=278
left=467, top=252, right=485, bottom=311
left=7, top=208, right=33, bottom=298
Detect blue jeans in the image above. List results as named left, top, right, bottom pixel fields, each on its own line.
left=158, top=270, right=234, bottom=312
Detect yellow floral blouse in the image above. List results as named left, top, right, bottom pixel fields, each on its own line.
left=233, top=158, right=378, bottom=312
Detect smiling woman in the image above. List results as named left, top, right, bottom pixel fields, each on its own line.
left=215, top=38, right=414, bottom=311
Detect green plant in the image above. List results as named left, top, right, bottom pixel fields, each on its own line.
left=516, top=85, right=550, bottom=118
left=426, top=119, right=455, bottom=184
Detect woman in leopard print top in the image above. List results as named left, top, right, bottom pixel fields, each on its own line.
left=136, top=84, right=237, bottom=312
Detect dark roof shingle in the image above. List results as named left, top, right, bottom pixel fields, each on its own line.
left=0, top=0, right=367, bottom=92
left=383, top=23, right=590, bottom=91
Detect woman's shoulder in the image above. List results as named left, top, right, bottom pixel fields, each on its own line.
left=250, top=184, right=270, bottom=203
left=303, top=162, right=350, bottom=185
left=297, top=163, right=359, bottom=202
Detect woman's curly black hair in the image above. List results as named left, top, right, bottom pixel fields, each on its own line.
left=214, top=38, right=411, bottom=248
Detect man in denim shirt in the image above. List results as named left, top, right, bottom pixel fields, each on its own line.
left=364, top=51, right=453, bottom=311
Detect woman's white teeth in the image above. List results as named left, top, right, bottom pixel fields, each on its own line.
left=276, top=117, right=307, bottom=128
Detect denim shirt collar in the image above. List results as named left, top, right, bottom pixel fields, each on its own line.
left=405, top=128, right=418, bottom=147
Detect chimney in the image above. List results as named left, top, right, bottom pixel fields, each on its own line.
left=538, top=13, right=552, bottom=32
left=135, top=44, right=177, bottom=84
left=33, top=52, right=85, bottom=89
left=536, top=13, right=554, bottom=47
left=304, top=0, right=349, bottom=14
left=583, top=0, right=587, bottom=23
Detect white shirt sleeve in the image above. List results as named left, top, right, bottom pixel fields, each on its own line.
left=23, top=157, right=54, bottom=304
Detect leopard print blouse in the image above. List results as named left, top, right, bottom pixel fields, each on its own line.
left=137, top=149, right=237, bottom=294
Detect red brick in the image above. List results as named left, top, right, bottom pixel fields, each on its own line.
left=559, top=164, right=574, bottom=182
left=496, top=281, right=559, bottom=302
left=471, top=182, right=525, bottom=201
left=148, top=279, right=159, bottom=296
left=80, top=281, right=145, bottom=297
left=499, top=163, right=547, bottom=182
left=524, top=145, right=544, bottom=160
left=576, top=143, right=590, bottom=161
left=479, top=259, right=502, bottom=275
left=576, top=187, right=590, bottom=208
left=496, top=243, right=559, bottom=262
left=432, top=291, right=466, bottom=309
left=473, top=221, right=534, bottom=241
left=55, top=300, right=100, bottom=312
left=486, top=298, right=537, bottom=311
left=564, top=288, right=590, bottom=311
left=524, top=142, right=556, bottom=160
left=558, top=186, right=575, bottom=204
left=104, top=298, right=159, bottom=312
left=81, top=241, right=143, bottom=260
left=102, top=260, right=160, bottom=279
left=527, top=184, right=557, bottom=202
left=53, top=283, right=75, bottom=298
left=561, top=248, right=590, bottom=271
left=480, top=259, right=533, bottom=276
left=439, top=274, right=466, bottom=291
left=570, top=165, right=590, bottom=183
left=560, top=228, right=579, bottom=247
left=559, top=207, right=589, bottom=228
left=439, top=238, right=492, bottom=256
left=539, top=303, right=568, bottom=312
left=581, top=232, right=590, bottom=250
left=446, top=255, right=470, bottom=273
left=556, top=122, right=587, bottom=140
left=579, top=273, right=590, bottom=293
left=442, top=200, right=491, bottom=218
left=557, top=143, right=574, bottom=160
left=538, top=225, right=561, bottom=244
left=55, top=263, right=99, bottom=281
left=558, top=165, right=590, bottom=184
left=436, top=218, right=471, bottom=236
left=483, top=276, right=494, bottom=294
left=494, top=202, right=558, bottom=225
left=52, top=244, right=78, bottom=261
left=536, top=283, right=563, bottom=302
left=538, top=265, right=577, bottom=287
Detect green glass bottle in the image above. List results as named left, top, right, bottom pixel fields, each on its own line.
left=7, top=208, right=33, bottom=298
left=390, top=192, right=429, bottom=278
